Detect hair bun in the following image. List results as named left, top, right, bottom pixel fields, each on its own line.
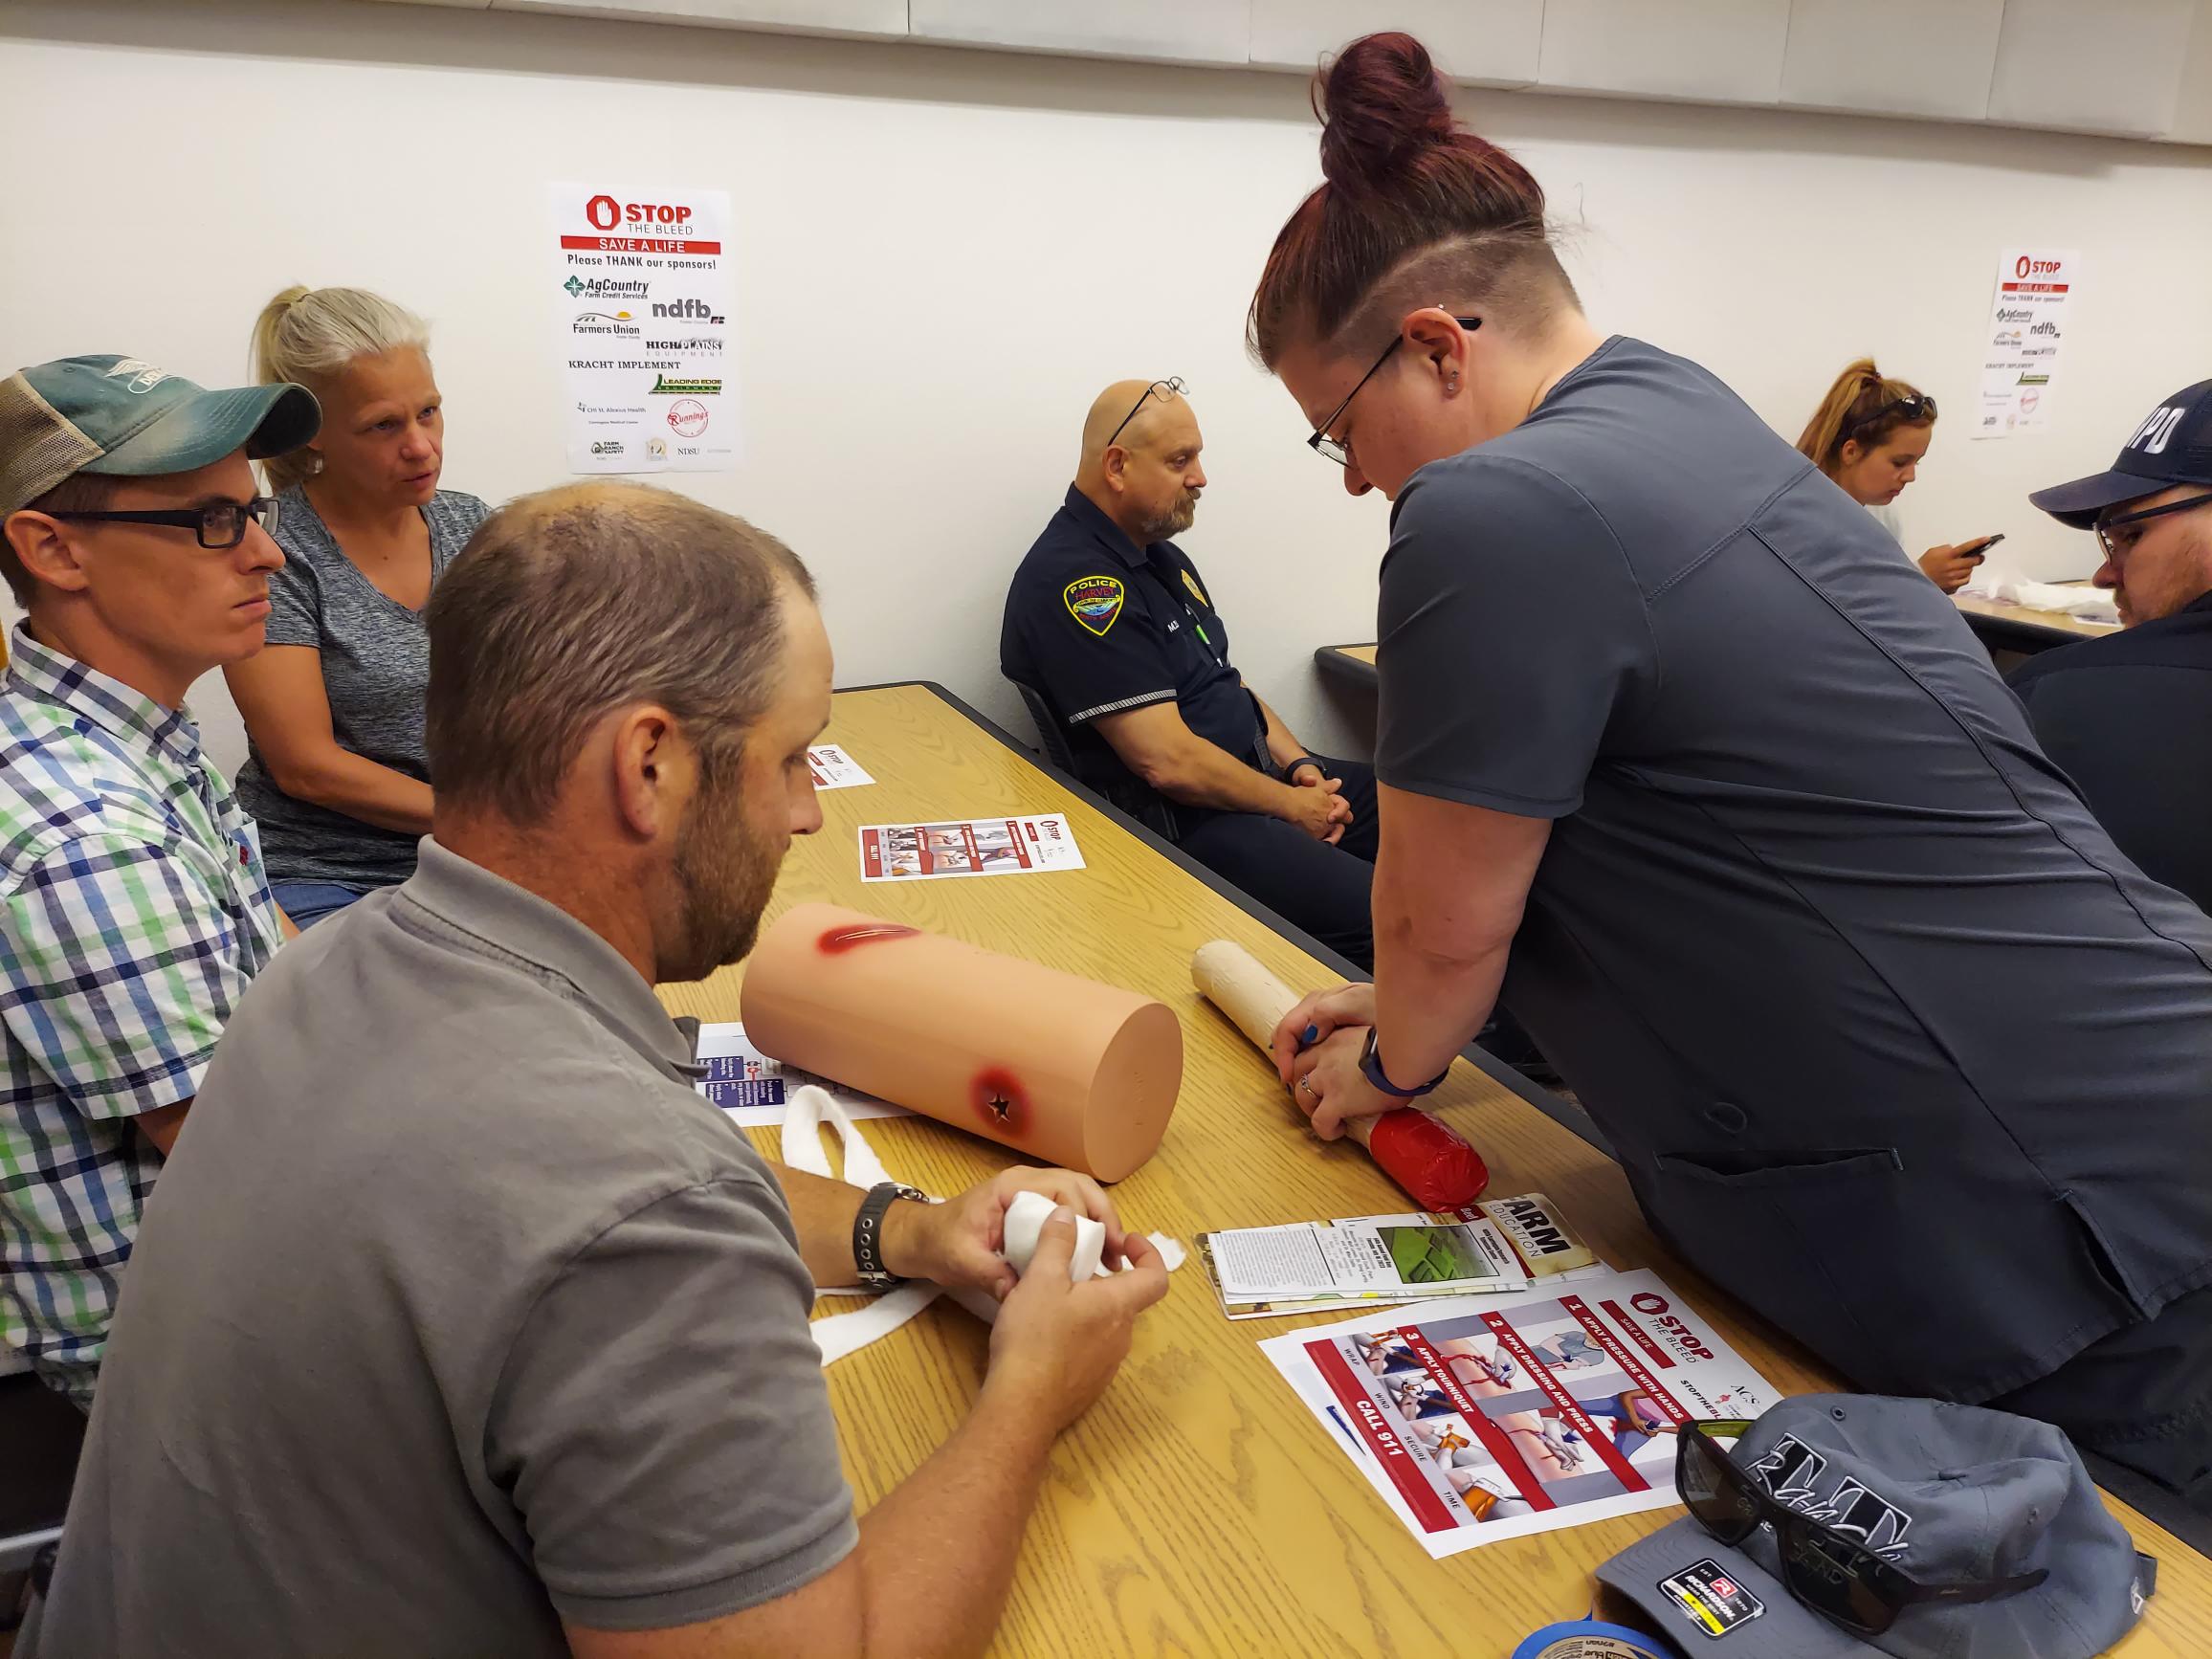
left=1316, top=32, right=1460, bottom=194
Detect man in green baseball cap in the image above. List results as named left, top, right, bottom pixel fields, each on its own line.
left=0, top=353, right=319, bottom=1407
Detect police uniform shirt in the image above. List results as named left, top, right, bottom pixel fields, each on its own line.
left=1375, top=336, right=2212, bottom=1405
left=1001, top=486, right=1270, bottom=821
left=2008, top=590, right=2212, bottom=913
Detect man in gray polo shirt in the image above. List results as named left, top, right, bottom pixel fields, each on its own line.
left=34, top=483, right=1168, bottom=1657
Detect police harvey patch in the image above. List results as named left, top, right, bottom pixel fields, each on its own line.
left=1064, top=575, right=1125, bottom=636
left=1181, top=569, right=1209, bottom=608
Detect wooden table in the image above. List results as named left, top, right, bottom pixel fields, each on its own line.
left=659, top=681, right=2208, bottom=1657
left=1315, top=641, right=1379, bottom=693
left=1955, top=590, right=2121, bottom=654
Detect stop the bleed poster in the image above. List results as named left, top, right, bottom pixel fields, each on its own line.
left=1975, top=247, right=2078, bottom=440
left=1260, top=1270, right=1776, bottom=1556
left=549, top=181, right=739, bottom=474
left=857, top=815, right=1087, bottom=882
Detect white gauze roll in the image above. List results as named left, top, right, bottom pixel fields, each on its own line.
left=1002, top=1188, right=1106, bottom=1282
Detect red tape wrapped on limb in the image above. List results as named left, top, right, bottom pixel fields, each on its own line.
left=1355, top=1104, right=1490, bottom=1210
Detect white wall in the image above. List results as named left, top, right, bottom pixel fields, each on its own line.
left=5, top=0, right=2210, bottom=781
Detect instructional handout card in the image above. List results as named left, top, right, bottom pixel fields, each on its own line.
left=857, top=815, right=1086, bottom=882
left=693, top=1023, right=907, bottom=1127
left=1260, top=1270, right=1777, bottom=1556
left=1201, top=1193, right=1603, bottom=1319
left=807, top=745, right=874, bottom=790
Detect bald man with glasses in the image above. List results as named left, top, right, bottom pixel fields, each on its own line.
left=999, top=378, right=1385, bottom=967
left=2010, top=379, right=2212, bottom=911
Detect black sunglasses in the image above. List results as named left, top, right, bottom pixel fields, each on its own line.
left=2095, top=491, right=2212, bottom=562
left=1105, top=377, right=1185, bottom=451
left=1678, top=1420, right=2047, bottom=1638
left=48, top=496, right=282, bottom=550
left=1848, top=393, right=1936, bottom=438
left=1308, top=316, right=1482, bottom=466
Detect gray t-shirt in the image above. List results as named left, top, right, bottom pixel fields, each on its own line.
left=34, top=839, right=855, bottom=1656
left=1377, top=335, right=2212, bottom=1405
left=233, top=486, right=489, bottom=889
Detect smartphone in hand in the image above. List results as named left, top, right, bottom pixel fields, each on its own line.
left=1959, top=533, right=2006, bottom=559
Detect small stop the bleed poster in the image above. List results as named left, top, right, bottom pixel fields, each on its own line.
left=806, top=745, right=873, bottom=790
left=857, top=815, right=1086, bottom=882
left=549, top=180, right=738, bottom=474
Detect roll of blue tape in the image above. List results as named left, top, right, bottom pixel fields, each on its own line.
left=1511, top=1619, right=1670, bottom=1659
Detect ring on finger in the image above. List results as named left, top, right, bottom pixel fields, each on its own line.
left=1298, top=1076, right=1316, bottom=1096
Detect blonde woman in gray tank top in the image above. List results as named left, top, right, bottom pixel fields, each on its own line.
left=224, top=286, right=488, bottom=927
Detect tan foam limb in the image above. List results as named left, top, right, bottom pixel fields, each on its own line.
left=742, top=903, right=1183, bottom=1182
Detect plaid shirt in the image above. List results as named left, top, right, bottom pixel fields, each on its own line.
left=0, top=626, right=279, bottom=1405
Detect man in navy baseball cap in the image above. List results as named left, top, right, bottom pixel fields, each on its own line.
left=2010, top=381, right=2212, bottom=913
left=2027, top=379, right=2212, bottom=626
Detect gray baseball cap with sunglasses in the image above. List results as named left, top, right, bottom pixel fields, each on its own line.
left=1597, top=1393, right=2153, bottom=1657
left=0, top=353, right=320, bottom=518
left=2030, top=379, right=2212, bottom=530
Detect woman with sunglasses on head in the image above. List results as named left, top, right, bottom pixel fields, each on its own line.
left=1257, top=32, right=2212, bottom=1510
left=224, top=286, right=489, bottom=927
left=1796, top=360, right=1998, bottom=594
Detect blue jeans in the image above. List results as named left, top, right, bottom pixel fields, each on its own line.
left=271, top=880, right=371, bottom=930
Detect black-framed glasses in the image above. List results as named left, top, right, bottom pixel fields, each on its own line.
left=1105, top=377, right=1185, bottom=451
left=2095, top=491, right=2212, bottom=563
left=48, top=496, right=282, bottom=550
left=1678, top=1421, right=2047, bottom=1638
left=1308, top=316, right=1481, bottom=466
left=1847, top=393, right=1936, bottom=438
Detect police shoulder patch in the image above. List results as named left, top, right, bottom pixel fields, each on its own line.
left=1064, top=574, right=1126, bottom=637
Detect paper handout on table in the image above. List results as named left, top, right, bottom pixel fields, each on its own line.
left=858, top=814, right=1085, bottom=882
left=693, top=1022, right=909, bottom=1127
left=806, top=744, right=874, bottom=789
left=1200, top=1192, right=1602, bottom=1319
left=1260, top=1269, right=1778, bottom=1557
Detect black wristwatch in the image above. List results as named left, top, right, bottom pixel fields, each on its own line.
left=1359, top=1027, right=1449, bottom=1099
left=852, top=1182, right=929, bottom=1292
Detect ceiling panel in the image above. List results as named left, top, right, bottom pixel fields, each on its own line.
left=1780, top=0, right=2004, bottom=122
left=1986, top=0, right=2195, bottom=137
left=908, top=0, right=1252, bottom=67
left=1538, top=0, right=1792, bottom=104
left=1248, top=0, right=1543, bottom=89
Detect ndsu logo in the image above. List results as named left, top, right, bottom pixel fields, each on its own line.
left=1749, top=1436, right=1915, bottom=1562
left=585, top=194, right=697, bottom=232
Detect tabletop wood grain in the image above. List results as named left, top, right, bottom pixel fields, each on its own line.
left=658, top=683, right=2206, bottom=1658
left=1952, top=592, right=2118, bottom=639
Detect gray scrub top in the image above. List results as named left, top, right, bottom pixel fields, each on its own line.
left=1376, top=335, right=2212, bottom=1404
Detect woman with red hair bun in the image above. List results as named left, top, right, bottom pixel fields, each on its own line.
left=1260, top=33, right=2212, bottom=1502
